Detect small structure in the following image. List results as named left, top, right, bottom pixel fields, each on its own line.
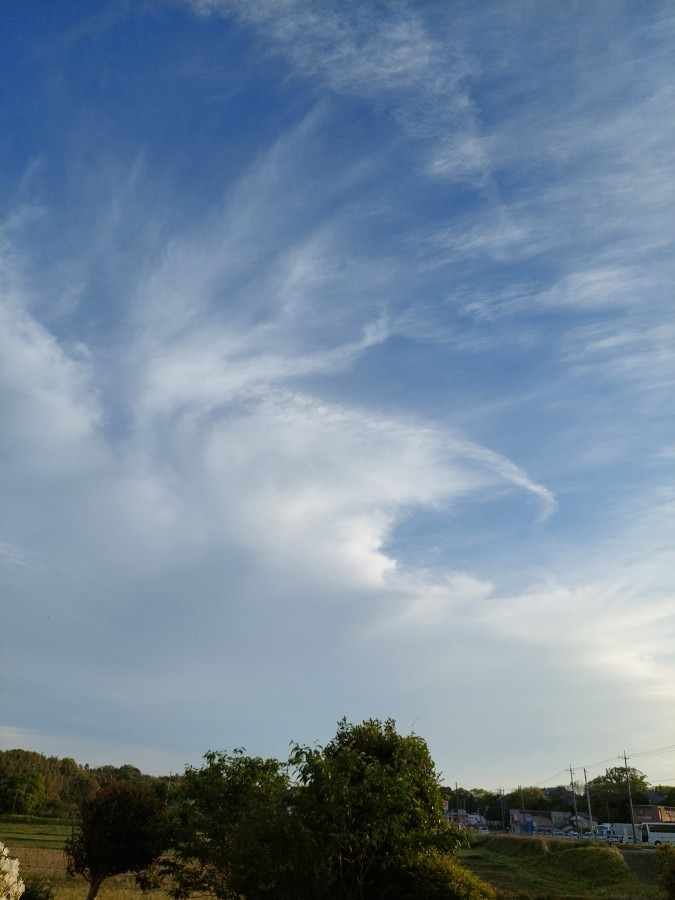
left=510, top=809, right=596, bottom=836
left=632, top=805, right=675, bottom=823
left=510, top=809, right=565, bottom=835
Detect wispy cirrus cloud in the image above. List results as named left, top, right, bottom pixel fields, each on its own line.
left=191, top=0, right=488, bottom=184
left=3, top=0, right=674, bottom=786
left=1, top=111, right=556, bottom=597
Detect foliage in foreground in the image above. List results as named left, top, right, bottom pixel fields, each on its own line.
left=1, top=841, right=25, bottom=900
left=166, top=718, right=492, bottom=900
left=386, top=850, right=496, bottom=899
left=166, top=751, right=296, bottom=900
left=289, top=718, right=462, bottom=898
left=20, top=880, right=55, bottom=900
left=658, top=844, right=675, bottom=899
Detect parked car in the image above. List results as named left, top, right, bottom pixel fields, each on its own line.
left=478, top=826, right=489, bottom=835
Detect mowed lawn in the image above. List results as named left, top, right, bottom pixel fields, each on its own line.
left=1, top=819, right=73, bottom=850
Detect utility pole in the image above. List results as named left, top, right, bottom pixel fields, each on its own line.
left=584, top=768, right=594, bottom=837
left=499, top=788, right=506, bottom=831
left=520, top=785, right=525, bottom=814
left=622, top=751, right=637, bottom=844
left=570, top=765, right=579, bottom=834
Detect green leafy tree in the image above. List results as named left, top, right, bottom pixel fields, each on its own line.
left=0, top=772, right=47, bottom=815
left=166, top=750, right=297, bottom=900
left=290, top=718, right=464, bottom=900
left=544, top=785, right=579, bottom=814
left=0, top=750, right=169, bottom=816
left=652, top=785, right=675, bottom=807
left=589, top=766, right=649, bottom=822
left=504, top=786, right=549, bottom=812
left=65, top=781, right=167, bottom=900
left=164, top=721, right=493, bottom=900
left=460, top=788, right=498, bottom=816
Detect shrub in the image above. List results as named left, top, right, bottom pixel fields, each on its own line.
left=21, top=881, right=54, bottom=900
left=480, top=835, right=552, bottom=856
left=547, top=845, right=628, bottom=888
left=657, top=844, right=675, bottom=899
left=385, top=850, right=496, bottom=899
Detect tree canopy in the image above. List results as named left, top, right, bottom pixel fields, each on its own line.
left=166, top=750, right=296, bottom=900
left=0, top=749, right=173, bottom=817
left=165, top=718, right=493, bottom=900
left=289, top=717, right=461, bottom=899
left=65, top=781, right=168, bottom=900
left=589, top=766, right=649, bottom=822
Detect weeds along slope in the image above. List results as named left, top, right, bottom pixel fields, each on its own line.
left=460, top=835, right=657, bottom=898
left=485, top=835, right=628, bottom=880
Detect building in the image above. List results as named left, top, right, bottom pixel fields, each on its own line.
left=509, top=809, right=565, bottom=834
left=632, top=805, right=675, bottom=823
left=509, top=808, right=596, bottom=835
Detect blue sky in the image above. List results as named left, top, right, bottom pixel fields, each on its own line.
left=2, top=0, right=674, bottom=790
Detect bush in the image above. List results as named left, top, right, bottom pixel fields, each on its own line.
left=480, top=835, right=553, bottom=856
left=547, top=845, right=627, bottom=888
left=385, top=851, right=496, bottom=899
left=657, top=844, right=675, bottom=899
left=21, top=881, right=55, bottom=900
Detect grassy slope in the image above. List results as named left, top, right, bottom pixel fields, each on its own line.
left=458, top=835, right=660, bottom=899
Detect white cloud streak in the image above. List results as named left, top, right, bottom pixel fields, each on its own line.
left=2, top=0, right=674, bottom=785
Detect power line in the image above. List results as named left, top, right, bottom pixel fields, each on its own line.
left=481, top=742, right=675, bottom=795
left=630, top=744, right=675, bottom=759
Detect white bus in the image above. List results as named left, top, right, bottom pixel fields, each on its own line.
left=640, top=822, right=675, bottom=846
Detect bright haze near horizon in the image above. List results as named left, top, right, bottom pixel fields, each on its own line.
left=2, top=1, right=674, bottom=791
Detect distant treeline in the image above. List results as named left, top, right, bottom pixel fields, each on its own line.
left=0, top=749, right=178, bottom=817
left=2, top=746, right=673, bottom=825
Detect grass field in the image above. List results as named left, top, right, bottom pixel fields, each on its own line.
left=0, top=819, right=73, bottom=850
left=1, top=820, right=168, bottom=900
left=458, top=834, right=661, bottom=899
left=5, top=848, right=168, bottom=900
